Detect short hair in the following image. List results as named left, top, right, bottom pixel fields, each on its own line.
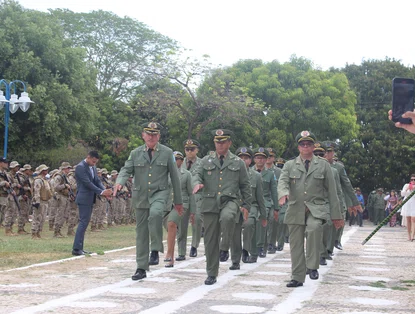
left=88, top=151, right=100, bottom=159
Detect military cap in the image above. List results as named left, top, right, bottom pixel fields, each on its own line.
left=183, top=139, right=200, bottom=148
left=266, top=148, right=277, bottom=157
left=142, top=121, right=162, bottom=134
left=253, top=147, right=269, bottom=158
left=173, top=151, right=184, bottom=160
left=22, top=164, right=32, bottom=170
left=49, top=169, right=59, bottom=176
left=101, top=168, right=108, bottom=175
left=211, top=129, right=233, bottom=142
left=295, top=130, right=316, bottom=143
left=0, top=157, right=9, bottom=163
left=276, top=158, right=285, bottom=165
left=35, top=164, right=49, bottom=174
left=60, top=162, right=71, bottom=169
left=324, top=141, right=337, bottom=152
left=313, top=142, right=326, bottom=153
left=9, top=161, right=20, bottom=168
left=97, top=168, right=102, bottom=173
left=235, top=147, right=253, bottom=158
left=111, top=170, right=118, bottom=175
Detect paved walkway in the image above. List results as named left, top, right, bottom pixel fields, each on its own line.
left=1, top=225, right=414, bottom=314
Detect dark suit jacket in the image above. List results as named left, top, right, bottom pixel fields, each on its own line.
left=75, top=160, right=105, bottom=206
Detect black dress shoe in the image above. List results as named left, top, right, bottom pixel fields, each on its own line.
left=132, top=269, right=146, bottom=280
left=72, top=249, right=84, bottom=256
left=241, top=249, right=249, bottom=263
left=284, top=236, right=289, bottom=243
left=276, top=246, right=283, bottom=251
left=268, top=245, right=277, bottom=254
left=286, top=280, right=303, bottom=287
left=149, top=251, right=159, bottom=265
left=319, top=257, right=327, bottom=266
left=309, top=269, right=319, bottom=280
left=267, top=243, right=273, bottom=251
left=229, top=263, right=240, bottom=270
left=204, top=276, right=217, bottom=285
left=189, top=246, right=197, bottom=257
left=334, top=240, right=343, bottom=250
left=164, top=257, right=172, bottom=262
left=259, top=247, right=266, bottom=258
left=219, top=250, right=229, bottom=262
left=247, top=256, right=257, bottom=263
left=165, top=263, right=174, bottom=268
left=175, top=255, right=186, bottom=261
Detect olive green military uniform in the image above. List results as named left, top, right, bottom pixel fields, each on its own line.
left=372, top=189, right=386, bottom=225
left=116, top=142, right=182, bottom=271
left=278, top=155, right=342, bottom=283
left=366, top=190, right=376, bottom=222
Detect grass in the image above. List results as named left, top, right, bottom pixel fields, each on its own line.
left=0, top=223, right=193, bottom=271
left=391, top=286, right=409, bottom=291
left=369, top=281, right=387, bottom=288
left=401, top=280, right=415, bottom=284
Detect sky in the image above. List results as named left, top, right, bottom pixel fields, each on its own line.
left=16, top=0, right=415, bottom=70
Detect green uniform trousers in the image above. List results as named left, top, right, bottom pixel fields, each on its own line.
left=204, top=201, right=238, bottom=277
left=320, top=220, right=332, bottom=258
left=288, top=212, right=323, bottom=283
left=230, top=214, right=244, bottom=263
left=191, top=205, right=203, bottom=249
left=135, top=201, right=165, bottom=270
left=276, top=212, right=288, bottom=249
left=243, top=205, right=258, bottom=254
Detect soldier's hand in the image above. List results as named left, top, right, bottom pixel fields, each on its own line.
left=347, top=206, right=357, bottom=216
left=175, top=204, right=184, bottom=216
left=33, top=203, right=40, bottom=209
left=261, top=218, right=267, bottom=227
left=65, top=184, right=71, bottom=189
left=112, top=184, right=122, bottom=197
left=241, top=207, right=249, bottom=221
left=355, top=205, right=363, bottom=213
left=190, top=213, right=195, bottom=225
left=273, top=210, right=279, bottom=222
left=192, top=184, right=204, bottom=194
left=279, top=195, right=288, bottom=206
left=332, top=219, right=345, bottom=230
left=101, top=188, right=112, bottom=197
left=4, top=182, right=10, bottom=188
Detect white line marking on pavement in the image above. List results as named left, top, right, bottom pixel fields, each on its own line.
left=137, top=254, right=279, bottom=314
left=10, top=255, right=206, bottom=314
left=265, top=227, right=358, bottom=314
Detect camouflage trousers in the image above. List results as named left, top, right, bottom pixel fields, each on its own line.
left=90, top=198, right=106, bottom=227
left=67, top=201, right=78, bottom=230
left=115, top=198, right=126, bottom=224
left=4, top=196, right=18, bottom=228
left=48, top=197, right=58, bottom=227
left=54, top=195, right=69, bottom=231
left=125, top=198, right=133, bottom=223
left=31, top=201, right=48, bottom=233
left=18, top=197, right=31, bottom=229
left=0, top=196, right=7, bottom=226
left=107, top=198, right=116, bottom=225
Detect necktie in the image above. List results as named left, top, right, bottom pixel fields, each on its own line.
left=220, top=155, right=224, bottom=166
left=90, top=167, right=94, bottom=178
left=148, top=148, right=153, bottom=162
left=305, top=160, right=310, bottom=172
left=257, top=169, right=261, bottom=173
left=187, top=160, right=193, bottom=170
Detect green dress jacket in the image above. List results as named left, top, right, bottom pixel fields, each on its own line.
left=193, top=151, right=251, bottom=213
left=116, top=143, right=182, bottom=208
left=278, top=155, right=342, bottom=224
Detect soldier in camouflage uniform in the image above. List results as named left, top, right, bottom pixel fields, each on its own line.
left=66, top=167, right=78, bottom=236
left=90, top=168, right=105, bottom=232
left=47, top=169, right=59, bottom=231
left=16, top=164, right=33, bottom=234
left=53, top=162, right=73, bottom=238
left=125, top=176, right=133, bottom=224
left=107, top=170, right=118, bottom=227
left=32, top=165, right=53, bottom=239
left=98, top=168, right=111, bottom=229
left=0, top=158, right=11, bottom=231
left=4, top=161, right=21, bottom=236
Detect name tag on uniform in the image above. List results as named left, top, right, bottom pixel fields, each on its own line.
left=207, top=171, right=212, bottom=175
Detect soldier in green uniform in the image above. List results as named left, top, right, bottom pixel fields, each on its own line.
left=324, top=142, right=361, bottom=250
left=252, top=148, right=278, bottom=260
left=366, top=189, right=377, bottom=222
left=230, top=147, right=267, bottom=269
left=372, top=188, right=386, bottom=225
left=163, top=151, right=195, bottom=267
left=177, top=139, right=203, bottom=260
left=193, top=129, right=251, bottom=285
left=113, top=122, right=183, bottom=281
left=278, top=131, right=344, bottom=288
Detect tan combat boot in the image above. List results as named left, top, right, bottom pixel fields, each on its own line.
left=5, top=227, right=17, bottom=236
left=97, top=224, right=106, bottom=230
left=36, top=231, right=41, bottom=238
left=18, top=227, right=29, bottom=235
left=49, top=222, right=54, bottom=231
left=53, top=230, right=64, bottom=238
left=31, top=231, right=38, bottom=239
left=67, top=227, right=75, bottom=236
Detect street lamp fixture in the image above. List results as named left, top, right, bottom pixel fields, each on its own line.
left=0, top=79, right=34, bottom=158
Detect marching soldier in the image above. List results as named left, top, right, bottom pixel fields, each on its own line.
left=232, top=147, right=267, bottom=268
left=278, top=131, right=343, bottom=287
left=252, top=148, right=278, bottom=260
left=32, top=165, right=53, bottom=239
left=4, top=161, right=21, bottom=236
left=177, top=139, right=203, bottom=260
left=16, top=164, right=33, bottom=234
left=192, top=129, right=251, bottom=285
left=113, top=122, right=183, bottom=280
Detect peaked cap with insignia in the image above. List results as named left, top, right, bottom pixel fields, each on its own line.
left=183, top=139, right=200, bottom=148
left=295, top=130, right=316, bottom=143
left=142, top=121, right=162, bottom=134
left=253, top=147, right=269, bottom=158
left=211, top=129, right=233, bottom=142
left=235, top=147, right=253, bottom=158
left=173, top=151, right=184, bottom=160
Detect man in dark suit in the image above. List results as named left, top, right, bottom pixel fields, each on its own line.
left=72, top=151, right=112, bottom=256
